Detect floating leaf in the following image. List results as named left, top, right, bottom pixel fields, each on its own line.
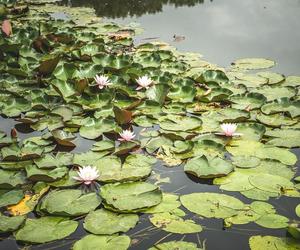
left=149, top=241, right=203, bottom=250
left=184, top=155, right=233, bottom=178
left=15, top=217, right=78, bottom=243
left=73, top=235, right=130, bottom=250
left=150, top=212, right=202, bottom=234
left=0, top=189, right=24, bottom=207
left=0, top=214, right=25, bottom=233
left=83, top=209, right=138, bottom=234
left=232, top=58, right=275, bottom=70
left=180, top=193, right=244, bottom=218
left=39, top=189, right=101, bottom=216
left=249, top=235, right=300, bottom=250
left=100, top=182, right=162, bottom=212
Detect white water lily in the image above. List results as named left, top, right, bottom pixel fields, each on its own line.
left=73, top=166, right=99, bottom=185
left=216, top=123, right=242, bottom=137
left=94, top=75, right=112, bottom=89
left=136, top=75, right=152, bottom=90
left=118, top=129, right=135, bottom=142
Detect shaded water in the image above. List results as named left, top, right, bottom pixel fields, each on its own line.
left=1, top=0, right=300, bottom=249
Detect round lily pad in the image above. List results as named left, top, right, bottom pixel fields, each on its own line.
left=149, top=241, right=202, bottom=250
left=73, top=234, right=131, bottom=250
left=15, top=217, right=78, bottom=243
left=184, top=155, right=233, bottom=178
left=249, top=174, right=294, bottom=193
left=180, top=193, right=244, bottom=218
left=232, top=58, right=275, bottom=70
left=100, top=182, right=162, bottom=212
left=39, top=189, right=101, bottom=216
left=255, top=214, right=289, bottom=229
left=249, top=235, right=300, bottom=250
left=149, top=212, right=202, bottom=234
left=83, top=209, right=138, bottom=235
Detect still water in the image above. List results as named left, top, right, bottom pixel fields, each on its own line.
left=68, top=0, right=300, bottom=75
left=1, top=0, right=300, bottom=249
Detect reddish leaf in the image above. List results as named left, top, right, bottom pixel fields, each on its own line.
left=2, top=20, right=12, bottom=37
left=10, top=128, right=18, bottom=139
left=113, top=106, right=132, bottom=125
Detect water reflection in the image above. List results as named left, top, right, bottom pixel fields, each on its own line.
left=66, top=0, right=205, bottom=18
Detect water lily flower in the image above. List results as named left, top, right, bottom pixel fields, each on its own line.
left=136, top=75, right=152, bottom=90
left=118, top=129, right=135, bottom=142
left=216, top=123, right=242, bottom=137
left=94, top=75, right=112, bottom=89
left=73, top=166, right=99, bottom=185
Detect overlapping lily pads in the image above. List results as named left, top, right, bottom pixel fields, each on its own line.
left=0, top=1, right=300, bottom=249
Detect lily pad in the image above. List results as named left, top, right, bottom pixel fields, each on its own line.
left=39, top=189, right=101, bottom=216
left=232, top=58, right=275, bottom=70
left=73, top=235, right=131, bottom=250
left=0, top=214, right=26, bottom=233
left=149, top=241, right=202, bottom=250
left=15, top=217, right=78, bottom=243
left=249, top=235, right=300, bottom=250
left=180, top=193, right=244, bottom=218
left=100, top=182, right=162, bottom=212
left=150, top=212, right=202, bottom=234
left=83, top=209, right=138, bottom=234
left=184, top=155, right=233, bottom=178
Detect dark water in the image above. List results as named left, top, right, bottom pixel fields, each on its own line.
left=1, top=0, right=300, bottom=249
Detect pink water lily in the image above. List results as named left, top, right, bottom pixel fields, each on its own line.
left=136, top=75, right=152, bottom=90
left=216, top=123, right=242, bottom=137
left=94, top=75, right=112, bottom=89
left=118, top=129, right=135, bottom=142
left=73, top=166, right=99, bottom=185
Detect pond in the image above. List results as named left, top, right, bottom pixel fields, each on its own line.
left=0, top=0, right=300, bottom=250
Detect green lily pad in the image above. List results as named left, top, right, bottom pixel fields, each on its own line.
left=296, top=204, right=300, bottom=218
left=73, top=235, right=131, bottom=250
left=254, top=86, right=295, bottom=102
left=249, top=174, right=294, bottom=193
left=0, top=169, right=26, bottom=188
left=100, top=182, right=162, bottom=212
left=15, top=217, right=78, bottom=243
left=232, top=58, right=275, bottom=70
left=184, top=155, right=233, bottom=178
left=83, top=209, right=138, bottom=234
left=40, top=189, right=101, bottom=216
left=230, top=93, right=266, bottom=110
left=149, top=241, right=203, bottom=250
left=0, top=189, right=24, bottom=207
left=0, top=214, right=26, bottom=233
left=26, top=165, right=68, bottom=182
left=159, top=115, right=202, bottom=132
left=261, top=98, right=300, bottom=118
left=255, top=214, right=289, bottom=229
left=257, top=71, right=285, bottom=84
left=232, top=156, right=261, bottom=168
left=180, top=193, right=244, bottom=218
left=249, top=235, right=300, bottom=250
left=79, top=118, right=117, bottom=140
left=150, top=212, right=202, bottom=234
left=142, top=193, right=181, bottom=214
